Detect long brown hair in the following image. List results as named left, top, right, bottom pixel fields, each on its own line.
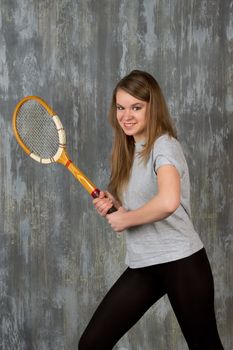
left=108, top=70, right=177, bottom=201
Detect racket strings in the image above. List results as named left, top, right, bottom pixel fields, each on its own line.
left=16, top=100, right=60, bottom=159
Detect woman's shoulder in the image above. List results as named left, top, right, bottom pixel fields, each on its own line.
left=140, top=135, right=186, bottom=174
left=152, top=134, right=187, bottom=174
left=154, top=133, right=181, bottom=151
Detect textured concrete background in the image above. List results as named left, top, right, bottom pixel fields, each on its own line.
left=0, top=0, right=232, bottom=349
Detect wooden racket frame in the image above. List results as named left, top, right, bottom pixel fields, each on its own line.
left=12, top=95, right=100, bottom=198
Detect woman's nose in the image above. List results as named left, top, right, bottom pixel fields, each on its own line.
left=123, top=108, right=132, bottom=119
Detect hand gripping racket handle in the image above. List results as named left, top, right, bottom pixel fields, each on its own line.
left=92, top=189, right=117, bottom=214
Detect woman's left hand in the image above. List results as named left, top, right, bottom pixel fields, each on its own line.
left=106, top=207, right=129, bottom=233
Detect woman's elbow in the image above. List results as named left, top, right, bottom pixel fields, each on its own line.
left=164, top=196, right=180, bottom=214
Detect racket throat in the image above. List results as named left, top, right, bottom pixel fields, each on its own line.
left=65, top=159, right=72, bottom=168
left=58, top=150, right=99, bottom=196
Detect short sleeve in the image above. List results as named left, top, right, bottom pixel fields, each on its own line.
left=153, top=135, right=185, bottom=177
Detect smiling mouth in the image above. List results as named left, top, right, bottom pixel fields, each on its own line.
left=124, top=123, right=136, bottom=127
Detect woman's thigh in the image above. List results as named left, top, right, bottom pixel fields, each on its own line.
left=165, top=249, right=224, bottom=349
left=79, top=266, right=166, bottom=350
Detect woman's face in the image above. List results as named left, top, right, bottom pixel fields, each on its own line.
left=116, top=89, right=148, bottom=142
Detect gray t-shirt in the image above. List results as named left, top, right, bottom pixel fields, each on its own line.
left=122, top=134, right=203, bottom=268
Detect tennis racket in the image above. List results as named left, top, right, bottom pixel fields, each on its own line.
left=12, top=95, right=116, bottom=214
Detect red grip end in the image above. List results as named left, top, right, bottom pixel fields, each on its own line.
left=91, top=188, right=100, bottom=198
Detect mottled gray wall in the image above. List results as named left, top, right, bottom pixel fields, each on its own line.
left=0, top=0, right=232, bottom=349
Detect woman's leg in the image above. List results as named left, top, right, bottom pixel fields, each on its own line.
left=78, top=266, right=166, bottom=350
left=165, top=249, right=224, bottom=350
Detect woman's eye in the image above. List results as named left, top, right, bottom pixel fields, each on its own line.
left=116, top=105, right=142, bottom=111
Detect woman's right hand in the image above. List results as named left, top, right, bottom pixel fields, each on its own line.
left=93, top=191, right=120, bottom=217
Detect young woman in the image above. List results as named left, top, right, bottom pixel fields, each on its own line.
left=78, top=70, right=224, bottom=349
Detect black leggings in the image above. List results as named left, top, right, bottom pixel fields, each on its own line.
left=79, top=249, right=224, bottom=350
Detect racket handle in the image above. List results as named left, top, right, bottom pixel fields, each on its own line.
left=91, top=188, right=117, bottom=214
left=106, top=206, right=117, bottom=214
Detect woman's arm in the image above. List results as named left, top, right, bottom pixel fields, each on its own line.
left=106, top=165, right=180, bottom=232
